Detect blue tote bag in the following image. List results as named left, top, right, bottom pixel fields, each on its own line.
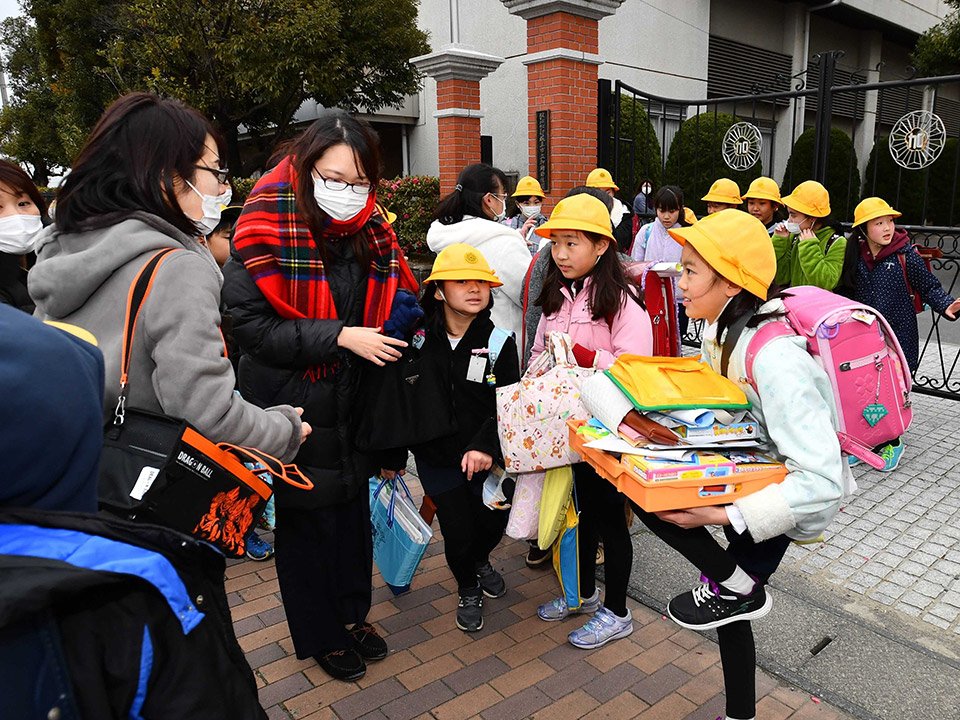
left=370, top=475, right=433, bottom=592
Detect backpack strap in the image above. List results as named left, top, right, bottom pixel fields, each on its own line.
left=741, top=322, right=796, bottom=390
left=113, top=248, right=180, bottom=425
left=897, top=251, right=922, bottom=313
left=487, top=327, right=514, bottom=368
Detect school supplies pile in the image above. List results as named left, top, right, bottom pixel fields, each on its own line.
left=572, top=356, right=786, bottom=511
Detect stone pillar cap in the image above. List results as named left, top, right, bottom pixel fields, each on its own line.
left=502, top=0, right=624, bottom=21
left=410, top=44, right=505, bottom=83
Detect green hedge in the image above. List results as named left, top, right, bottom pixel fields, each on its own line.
left=664, top=112, right=762, bottom=216
left=863, top=136, right=960, bottom=226
left=781, top=128, right=860, bottom=222
left=377, top=175, right=440, bottom=257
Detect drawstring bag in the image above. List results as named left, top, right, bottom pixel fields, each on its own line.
left=99, top=249, right=313, bottom=557
left=370, top=474, right=434, bottom=594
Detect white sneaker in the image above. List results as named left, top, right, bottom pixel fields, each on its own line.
left=567, top=606, right=634, bottom=649
left=537, top=589, right=602, bottom=622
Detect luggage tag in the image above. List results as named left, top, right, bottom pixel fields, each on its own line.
left=467, top=352, right=487, bottom=383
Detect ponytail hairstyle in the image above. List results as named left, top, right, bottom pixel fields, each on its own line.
left=434, top=163, right=509, bottom=225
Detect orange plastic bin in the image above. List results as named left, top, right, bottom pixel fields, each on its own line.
left=567, top=420, right=786, bottom=512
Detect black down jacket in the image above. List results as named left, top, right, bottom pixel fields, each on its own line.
left=222, top=238, right=379, bottom=509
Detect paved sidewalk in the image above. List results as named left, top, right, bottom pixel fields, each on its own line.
left=228, top=480, right=852, bottom=720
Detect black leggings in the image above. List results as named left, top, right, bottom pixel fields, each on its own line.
left=576, top=463, right=633, bottom=617
left=423, top=470, right=508, bottom=591
left=635, top=507, right=791, bottom=720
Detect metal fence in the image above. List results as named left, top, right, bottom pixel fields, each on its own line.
left=600, top=52, right=960, bottom=400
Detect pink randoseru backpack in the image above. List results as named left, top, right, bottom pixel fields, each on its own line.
left=743, top=285, right=913, bottom=470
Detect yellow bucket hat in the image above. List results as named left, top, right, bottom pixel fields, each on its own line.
left=683, top=206, right=697, bottom=225
left=424, top=243, right=503, bottom=287
left=375, top=202, right=398, bottom=225
left=853, top=197, right=901, bottom=227
left=534, top=194, right=615, bottom=242
left=586, top=168, right=619, bottom=192
left=668, top=209, right=775, bottom=300
left=742, top=176, right=781, bottom=203
left=701, top=178, right=743, bottom=205
left=781, top=180, right=831, bottom=218
left=512, top=175, right=546, bottom=199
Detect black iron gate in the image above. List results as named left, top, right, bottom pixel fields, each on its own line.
left=598, top=52, right=960, bottom=400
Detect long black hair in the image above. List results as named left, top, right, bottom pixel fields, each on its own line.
left=835, top=226, right=865, bottom=300
left=714, top=280, right=789, bottom=340
left=435, top=164, right=508, bottom=224
left=56, top=92, right=224, bottom=236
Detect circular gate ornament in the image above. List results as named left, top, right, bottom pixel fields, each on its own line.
left=722, top=122, right=763, bottom=171
left=889, top=111, right=945, bottom=170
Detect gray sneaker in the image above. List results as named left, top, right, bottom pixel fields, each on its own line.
left=537, top=589, right=602, bottom=622
left=476, top=562, right=506, bottom=598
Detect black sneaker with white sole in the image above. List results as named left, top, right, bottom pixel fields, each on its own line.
left=475, top=562, right=506, bottom=598
left=456, top=586, right=484, bottom=632
left=666, top=579, right=772, bottom=630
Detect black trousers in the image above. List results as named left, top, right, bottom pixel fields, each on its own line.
left=635, top=507, right=791, bottom=720
left=419, top=465, right=507, bottom=591
left=576, top=463, right=633, bottom=617
left=273, top=492, right=373, bottom=658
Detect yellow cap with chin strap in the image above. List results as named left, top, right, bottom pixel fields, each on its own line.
left=701, top=178, right=743, bottom=205
left=852, top=197, right=901, bottom=227
left=668, top=209, right=775, bottom=300
left=534, top=194, right=615, bottom=242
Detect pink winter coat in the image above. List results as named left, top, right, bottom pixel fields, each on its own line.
left=530, top=276, right=653, bottom=370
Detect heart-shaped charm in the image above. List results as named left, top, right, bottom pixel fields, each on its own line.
left=862, top=402, right=888, bottom=427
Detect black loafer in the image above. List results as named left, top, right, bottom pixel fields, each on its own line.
left=349, top=622, right=388, bottom=661
left=315, top=648, right=366, bottom=681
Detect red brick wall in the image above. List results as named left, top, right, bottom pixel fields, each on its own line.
left=436, top=79, right=482, bottom=194
left=526, top=12, right=601, bottom=205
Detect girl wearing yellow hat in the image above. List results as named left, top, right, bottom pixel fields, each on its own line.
left=771, top=180, right=846, bottom=290
left=701, top=178, right=743, bottom=215
left=836, top=198, right=959, bottom=470
left=375, top=243, right=520, bottom=634
left=741, top=176, right=783, bottom=234
left=631, top=209, right=850, bottom=720
left=505, top=175, right=548, bottom=254
left=531, top=193, right=653, bottom=649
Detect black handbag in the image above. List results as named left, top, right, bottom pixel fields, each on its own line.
left=99, top=249, right=311, bottom=556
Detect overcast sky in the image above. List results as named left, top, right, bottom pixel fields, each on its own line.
left=1, top=0, right=19, bottom=22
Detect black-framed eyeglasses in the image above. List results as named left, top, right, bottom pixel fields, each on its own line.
left=316, top=172, right=372, bottom=195
left=194, top=165, right=230, bottom=185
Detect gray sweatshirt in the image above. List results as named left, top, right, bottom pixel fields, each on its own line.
left=29, top=212, right=301, bottom=462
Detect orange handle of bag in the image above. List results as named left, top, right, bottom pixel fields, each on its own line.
left=218, top=443, right=315, bottom=491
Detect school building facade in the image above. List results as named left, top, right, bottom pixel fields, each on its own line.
left=364, top=0, right=952, bottom=201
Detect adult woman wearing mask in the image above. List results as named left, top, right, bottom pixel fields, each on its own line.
left=427, top=163, right=531, bottom=345
left=223, top=110, right=419, bottom=683
left=0, top=160, right=46, bottom=313
left=29, top=92, right=306, bottom=465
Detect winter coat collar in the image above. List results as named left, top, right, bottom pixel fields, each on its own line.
left=859, top=228, right=910, bottom=270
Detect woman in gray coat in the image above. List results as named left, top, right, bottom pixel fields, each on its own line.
left=29, top=93, right=307, bottom=464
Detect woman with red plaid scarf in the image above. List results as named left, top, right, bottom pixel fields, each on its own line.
left=224, top=111, right=419, bottom=683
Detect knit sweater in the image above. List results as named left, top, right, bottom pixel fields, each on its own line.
left=772, top=225, right=846, bottom=290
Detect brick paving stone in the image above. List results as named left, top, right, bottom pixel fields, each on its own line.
left=537, top=659, right=602, bottom=700
left=502, top=614, right=548, bottom=643
left=378, top=601, right=442, bottom=635
left=679, top=693, right=725, bottom=720
left=239, top=620, right=291, bottom=653
left=284, top=680, right=358, bottom=718
left=671, top=643, right=719, bottom=677
left=380, top=679, right=455, bottom=720
left=391, top=583, right=448, bottom=612
left=635, top=692, right=696, bottom=720
left=258, top=605, right=289, bottom=629
left=540, top=640, right=586, bottom=670
left=408, top=627, right=467, bottom=663
left=355, top=649, right=419, bottom=689
left=432, top=684, right=504, bottom=720
left=232, top=593, right=283, bottom=622
left=632, top=617, right=677, bottom=649
left=494, top=630, right=556, bottom=669
left=477, top=606, right=524, bottom=635
left=248, top=642, right=288, bottom=670
left=234, top=615, right=266, bottom=638
left=442, top=654, right=511, bottom=694
left=365, top=601, right=399, bottom=624
left=258, top=672, right=313, bottom=710
left=768, top=685, right=808, bottom=710
left=264, top=704, right=291, bottom=720
left=585, top=634, right=643, bottom=672
left=531, top=688, right=601, bottom=719
left=481, top=685, right=553, bottom=720
left=582, top=690, right=648, bottom=720
left=383, top=624, right=432, bottom=652
left=226, top=571, right=263, bottom=593
left=631, top=664, right=692, bottom=706
left=668, top=629, right=701, bottom=651
left=676, top=664, right=725, bottom=706
left=489, top=657, right=553, bottom=697
left=259, top=654, right=317, bottom=684
left=451, top=629, right=515, bottom=664
left=583, top=661, right=647, bottom=703
left=397, top=652, right=464, bottom=691
left=330, top=677, right=407, bottom=720
left=631, top=639, right=686, bottom=675
left=239, top=578, right=282, bottom=602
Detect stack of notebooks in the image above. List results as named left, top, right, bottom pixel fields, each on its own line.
left=579, top=409, right=783, bottom=483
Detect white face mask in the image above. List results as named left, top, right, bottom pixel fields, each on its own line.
left=187, top=181, right=231, bottom=236
left=520, top=204, right=541, bottom=219
left=489, top=194, right=507, bottom=223
left=785, top=220, right=803, bottom=235
left=313, top=178, right=370, bottom=221
left=0, top=213, right=43, bottom=255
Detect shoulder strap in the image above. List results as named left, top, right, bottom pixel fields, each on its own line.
left=487, top=327, right=514, bottom=368
left=896, top=251, right=921, bottom=312
left=113, top=248, right=180, bottom=424
left=742, top=322, right=796, bottom=390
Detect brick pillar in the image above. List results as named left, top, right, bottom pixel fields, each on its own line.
left=504, top=0, right=624, bottom=205
left=411, top=46, right=504, bottom=194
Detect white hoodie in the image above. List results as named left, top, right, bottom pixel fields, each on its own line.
left=426, top=216, right=532, bottom=346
